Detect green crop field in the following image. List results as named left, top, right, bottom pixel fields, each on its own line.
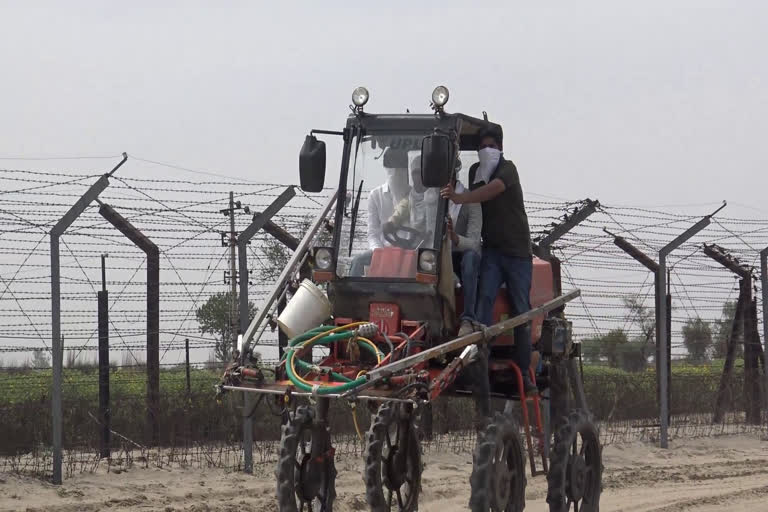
left=0, top=360, right=750, bottom=456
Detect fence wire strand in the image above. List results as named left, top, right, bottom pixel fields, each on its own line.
left=1, top=168, right=766, bottom=478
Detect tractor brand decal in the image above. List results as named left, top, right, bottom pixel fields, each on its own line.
left=387, top=137, right=421, bottom=150
left=369, top=302, right=400, bottom=335
left=373, top=136, right=422, bottom=151
left=370, top=304, right=395, bottom=318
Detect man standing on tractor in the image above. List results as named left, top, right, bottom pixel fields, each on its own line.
left=440, top=130, right=536, bottom=392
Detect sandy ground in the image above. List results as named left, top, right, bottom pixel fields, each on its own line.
left=2, top=434, right=768, bottom=511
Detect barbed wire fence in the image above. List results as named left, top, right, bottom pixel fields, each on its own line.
left=1, top=162, right=766, bottom=479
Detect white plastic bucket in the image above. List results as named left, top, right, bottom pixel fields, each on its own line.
left=277, top=279, right=332, bottom=339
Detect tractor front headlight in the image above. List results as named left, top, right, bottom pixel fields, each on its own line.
left=431, top=86, right=449, bottom=107
left=314, top=247, right=334, bottom=271
left=352, top=86, right=369, bottom=107
left=418, top=249, right=437, bottom=274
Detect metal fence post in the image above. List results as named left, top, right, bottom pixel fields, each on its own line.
left=761, top=247, right=768, bottom=414
left=657, top=252, right=669, bottom=448
left=535, top=199, right=600, bottom=257
left=185, top=338, right=191, bottom=398
left=745, top=296, right=761, bottom=424
left=98, top=201, right=160, bottom=446
left=50, top=234, right=62, bottom=484
left=665, top=286, right=672, bottom=422
left=98, top=254, right=110, bottom=458
left=49, top=154, right=125, bottom=484
left=237, top=187, right=297, bottom=343
left=603, top=228, right=663, bottom=410
left=51, top=176, right=112, bottom=483
left=185, top=336, right=192, bottom=446
left=229, top=192, right=238, bottom=357
left=656, top=203, right=723, bottom=448
left=236, top=186, right=295, bottom=474
left=703, top=243, right=761, bottom=423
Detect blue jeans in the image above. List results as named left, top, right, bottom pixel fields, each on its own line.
left=477, top=250, right=533, bottom=374
left=452, top=250, right=480, bottom=322
left=349, top=251, right=372, bottom=277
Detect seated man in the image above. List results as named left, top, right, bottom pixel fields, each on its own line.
left=447, top=178, right=482, bottom=337
left=348, top=149, right=411, bottom=276
left=384, top=155, right=439, bottom=247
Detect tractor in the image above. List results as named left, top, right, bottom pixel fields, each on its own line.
left=219, top=86, right=602, bottom=511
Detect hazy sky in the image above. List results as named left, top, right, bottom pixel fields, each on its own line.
left=2, top=2, right=768, bottom=368
left=2, top=1, right=767, bottom=214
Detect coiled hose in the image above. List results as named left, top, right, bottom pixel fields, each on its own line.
left=282, top=323, right=385, bottom=395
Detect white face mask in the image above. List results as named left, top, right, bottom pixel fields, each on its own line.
left=474, top=147, right=502, bottom=184
left=386, top=168, right=410, bottom=199
left=410, top=168, right=426, bottom=194
left=478, top=147, right=501, bottom=165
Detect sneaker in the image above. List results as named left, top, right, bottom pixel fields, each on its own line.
left=457, top=320, right=474, bottom=337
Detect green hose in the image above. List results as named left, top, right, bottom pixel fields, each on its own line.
left=283, top=326, right=383, bottom=395
left=286, top=356, right=367, bottom=394
left=294, top=359, right=353, bottom=383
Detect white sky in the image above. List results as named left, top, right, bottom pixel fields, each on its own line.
left=1, top=2, right=767, bottom=367
left=2, top=1, right=767, bottom=216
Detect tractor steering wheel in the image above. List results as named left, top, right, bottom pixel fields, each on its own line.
left=382, top=224, right=424, bottom=250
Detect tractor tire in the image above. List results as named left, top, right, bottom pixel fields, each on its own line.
left=276, top=405, right=336, bottom=512
left=546, top=409, right=602, bottom=512
left=364, top=401, right=422, bottom=512
left=469, top=411, right=527, bottom=512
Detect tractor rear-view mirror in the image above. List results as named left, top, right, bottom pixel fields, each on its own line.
left=420, top=134, right=452, bottom=188
left=299, top=135, right=326, bottom=192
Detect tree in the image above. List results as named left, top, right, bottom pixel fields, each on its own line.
left=712, top=300, right=741, bottom=359
left=259, top=213, right=333, bottom=283
left=620, top=343, right=648, bottom=372
left=583, top=329, right=629, bottom=368
left=260, top=238, right=291, bottom=283
left=623, top=297, right=655, bottom=363
left=580, top=337, right=602, bottom=364
left=29, top=349, right=51, bottom=368
left=196, top=291, right=256, bottom=362
left=682, top=317, right=712, bottom=363
left=64, top=350, right=95, bottom=369
left=600, top=297, right=656, bottom=372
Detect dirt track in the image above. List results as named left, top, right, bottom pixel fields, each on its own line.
left=2, top=434, right=768, bottom=511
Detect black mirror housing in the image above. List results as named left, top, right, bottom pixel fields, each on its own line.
left=420, top=134, right=452, bottom=188
left=299, top=135, right=326, bottom=192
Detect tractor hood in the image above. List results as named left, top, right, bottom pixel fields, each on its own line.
left=327, top=280, right=444, bottom=337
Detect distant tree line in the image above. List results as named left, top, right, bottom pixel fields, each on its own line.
left=581, top=299, right=738, bottom=371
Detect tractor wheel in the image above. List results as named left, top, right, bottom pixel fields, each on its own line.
left=546, top=409, right=602, bottom=512
left=469, top=411, right=527, bottom=512
left=276, top=405, right=336, bottom=512
left=364, top=401, right=422, bottom=511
